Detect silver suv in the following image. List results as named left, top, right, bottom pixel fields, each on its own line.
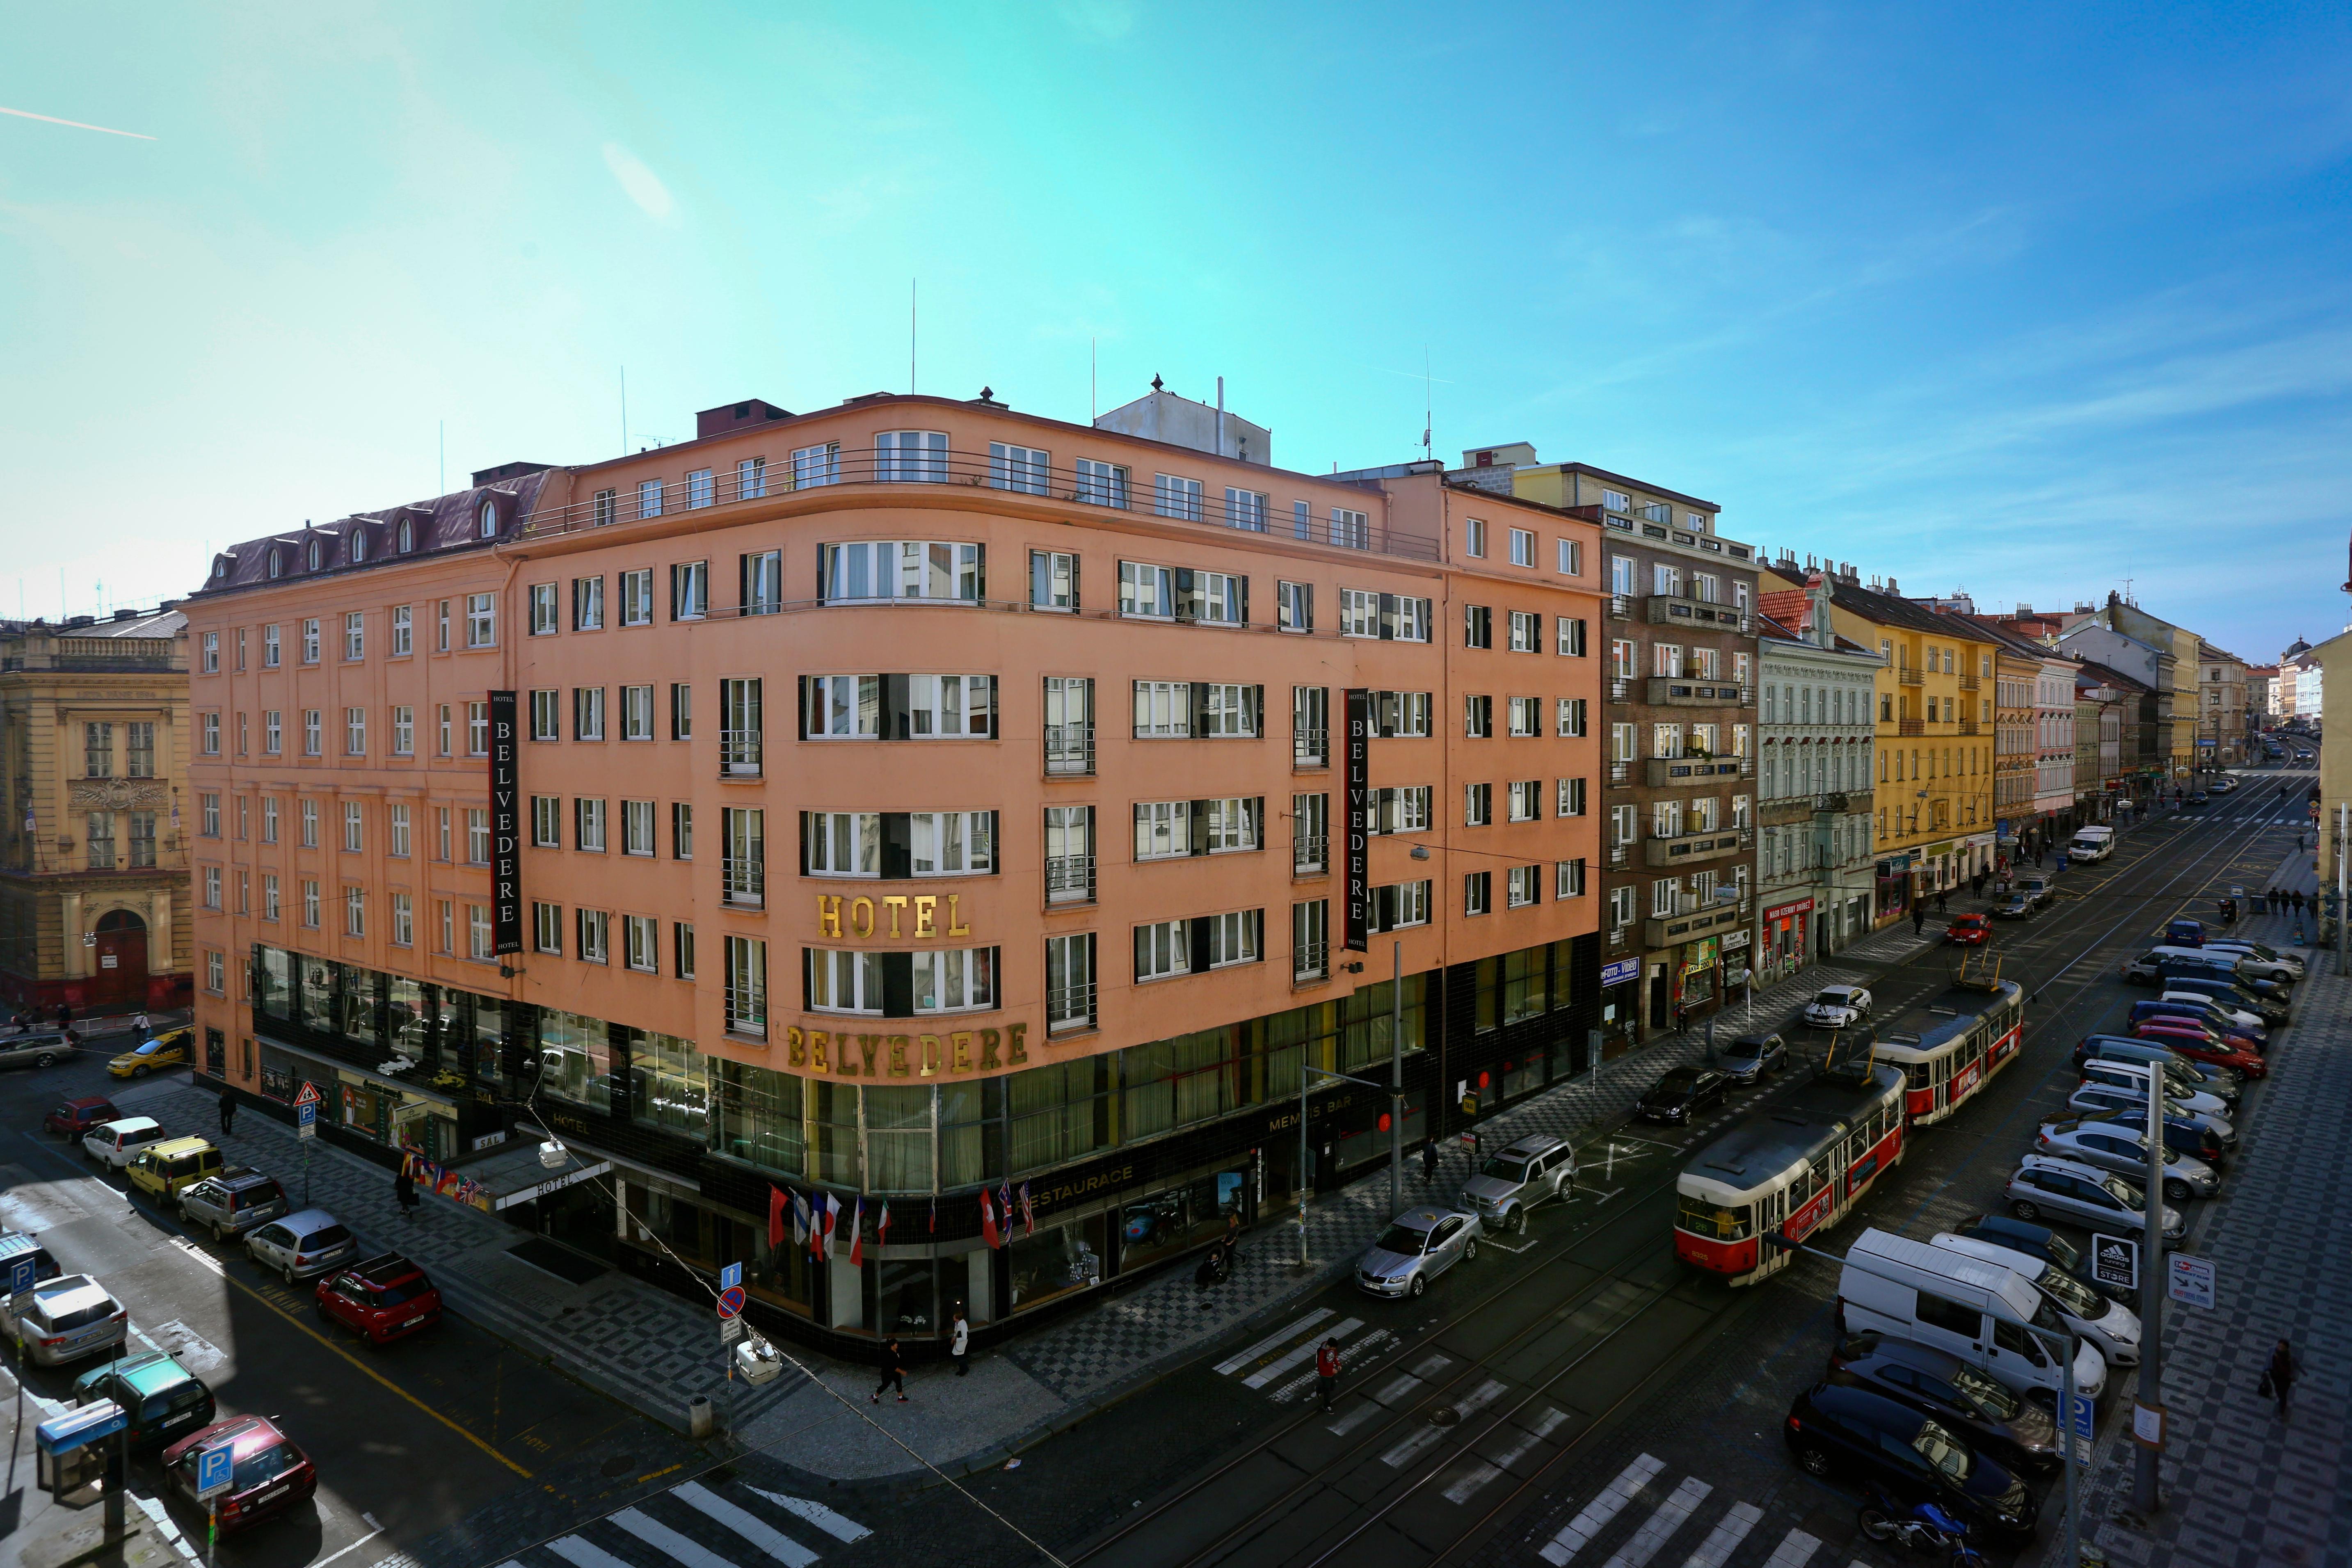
left=1461, top=1134, right=1576, bottom=1235
left=2005, top=1154, right=2183, bottom=1244
left=1355, top=1206, right=1483, bottom=1299
left=179, top=1168, right=291, bottom=1242
left=0, top=1031, right=75, bottom=1072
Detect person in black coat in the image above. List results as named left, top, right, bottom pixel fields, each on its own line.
left=2269, top=1338, right=2297, bottom=1418
left=393, top=1166, right=420, bottom=1221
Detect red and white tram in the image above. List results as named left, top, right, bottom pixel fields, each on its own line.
left=1673, top=1058, right=1908, bottom=1286
left=1871, top=980, right=2024, bottom=1126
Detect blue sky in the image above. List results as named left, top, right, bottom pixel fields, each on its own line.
left=5, top=2, right=2348, bottom=661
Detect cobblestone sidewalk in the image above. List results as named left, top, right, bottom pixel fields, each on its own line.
left=2062, top=887, right=2349, bottom=1568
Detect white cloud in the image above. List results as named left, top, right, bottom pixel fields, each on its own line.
left=601, top=142, right=675, bottom=222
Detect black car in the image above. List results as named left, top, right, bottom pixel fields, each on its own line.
left=1952, top=1213, right=2131, bottom=1303
left=1783, top=1383, right=2038, bottom=1543
left=1825, top=1334, right=2061, bottom=1475
left=1634, top=1067, right=1729, bottom=1124
left=1716, top=1033, right=1788, bottom=1085
left=1992, top=893, right=2034, bottom=920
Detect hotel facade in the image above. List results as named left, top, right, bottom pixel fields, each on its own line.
left=184, top=386, right=1607, bottom=1351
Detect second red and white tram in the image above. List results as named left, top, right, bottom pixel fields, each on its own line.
left=1871, top=980, right=2025, bottom=1126
left=1672, top=1058, right=1907, bottom=1286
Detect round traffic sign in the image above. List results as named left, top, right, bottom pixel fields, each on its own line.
left=717, top=1285, right=747, bottom=1319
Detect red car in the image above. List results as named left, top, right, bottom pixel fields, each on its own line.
left=1946, top=913, right=1992, bottom=946
left=314, top=1253, right=442, bottom=1344
left=41, top=1096, right=121, bottom=1137
left=2132, top=1022, right=2267, bottom=1078
left=161, top=1415, right=315, bottom=1535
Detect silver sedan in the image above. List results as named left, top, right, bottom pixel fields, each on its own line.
left=1355, top=1207, right=1483, bottom=1299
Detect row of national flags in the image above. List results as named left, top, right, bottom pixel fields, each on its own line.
left=766, top=1182, right=1035, bottom=1266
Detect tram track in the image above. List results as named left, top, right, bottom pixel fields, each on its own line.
left=1057, top=775, right=2308, bottom=1568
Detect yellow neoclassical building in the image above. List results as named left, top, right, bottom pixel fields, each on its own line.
left=1764, top=560, right=1997, bottom=921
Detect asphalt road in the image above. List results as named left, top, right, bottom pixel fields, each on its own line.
left=0, top=1038, right=703, bottom=1568
left=848, top=768, right=2312, bottom=1568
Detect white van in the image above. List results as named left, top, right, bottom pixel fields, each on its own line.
left=82, top=1116, right=168, bottom=1169
left=1838, top=1227, right=2107, bottom=1403
left=2068, top=827, right=2114, bottom=863
left=1930, top=1233, right=2141, bottom=1367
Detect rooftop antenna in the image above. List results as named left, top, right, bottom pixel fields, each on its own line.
left=1090, top=337, right=1097, bottom=422
left=910, top=279, right=917, bottom=395
left=1422, top=346, right=1433, bottom=462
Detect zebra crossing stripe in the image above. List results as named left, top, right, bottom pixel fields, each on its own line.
left=743, top=1486, right=872, bottom=1544
left=1539, top=1454, right=1664, bottom=1565
left=1758, top=1527, right=1821, bottom=1567
left=674, top=1483, right=819, bottom=1568
left=611, top=1507, right=746, bottom=1568
left=1599, top=1475, right=1712, bottom=1568
left=1213, top=1307, right=1334, bottom=1375
left=1678, top=1501, right=1761, bottom=1568
left=1269, top=1329, right=1394, bottom=1402
left=1380, top=1377, right=1506, bottom=1467
left=1242, top=1317, right=1361, bottom=1388
left=544, top=1537, right=637, bottom=1568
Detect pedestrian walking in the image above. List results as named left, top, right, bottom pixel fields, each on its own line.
left=218, top=1094, right=236, bottom=1136
left=1912, top=906, right=1926, bottom=936
left=1315, top=1337, right=1342, bottom=1412
left=1420, top=1137, right=1439, bottom=1184
left=950, top=1307, right=970, bottom=1376
left=1936, top=889, right=1948, bottom=914
left=2265, top=1338, right=2297, bottom=1419
left=871, top=1336, right=909, bottom=1403
left=132, top=1012, right=150, bottom=1043
left=393, top=1163, right=421, bottom=1221
left=55, top=1003, right=71, bottom=1031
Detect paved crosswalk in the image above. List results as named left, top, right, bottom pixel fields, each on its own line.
left=1209, top=1305, right=1398, bottom=1405
left=1537, top=1454, right=1825, bottom=1568
left=494, top=1477, right=869, bottom=1568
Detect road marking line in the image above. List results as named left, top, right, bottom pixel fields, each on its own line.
left=674, top=1482, right=818, bottom=1568
left=1327, top=1399, right=1385, bottom=1436
left=1600, top=1475, right=1713, bottom=1568
left=1408, top=1351, right=1453, bottom=1379
left=305, top=1526, right=386, bottom=1568
left=1381, top=1377, right=1506, bottom=1467
left=1368, top=1370, right=1428, bottom=1407
left=1539, top=1453, right=1664, bottom=1565
left=1678, top=1500, right=1762, bottom=1568
left=545, top=1537, right=635, bottom=1568
left=1441, top=1461, right=1500, bottom=1504
left=743, top=1486, right=871, bottom=1543
left=1242, top=1316, right=1362, bottom=1388
left=1269, top=1328, right=1394, bottom=1403
left=1759, top=1527, right=1822, bottom=1567
left=612, top=1506, right=746, bottom=1568
left=1212, top=1307, right=1333, bottom=1375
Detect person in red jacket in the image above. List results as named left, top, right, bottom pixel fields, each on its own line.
left=1316, top=1338, right=1343, bottom=1412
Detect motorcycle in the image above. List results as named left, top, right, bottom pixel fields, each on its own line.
left=1857, top=1486, right=1986, bottom=1567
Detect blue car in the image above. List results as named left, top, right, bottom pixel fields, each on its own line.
left=2163, top=919, right=2206, bottom=947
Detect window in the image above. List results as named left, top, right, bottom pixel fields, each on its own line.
left=343, top=887, right=365, bottom=937
left=1154, top=473, right=1203, bottom=521
left=1465, top=605, right=1492, bottom=648
left=570, top=797, right=608, bottom=853
left=200, top=793, right=221, bottom=837
left=1208, top=909, right=1261, bottom=967
left=124, top=811, right=155, bottom=868
left=1118, top=560, right=1172, bottom=619
left=439, top=900, right=453, bottom=953
left=1047, top=933, right=1095, bottom=1031
left=1030, top=550, right=1078, bottom=611
left=790, top=441, right=839, bottom=489
left=385, top=892, right=412, bottom=947
left=1465, top=695, right=1493, bottom=738
left=1205, top=683, right=1259, bottom=736
left=625, top=914, right=660, bottom=973
left=1133, top=681, right=1190, bottom=738
left=672, top=683, right=693, bottom=741
left=1650, top=878, right=1678, bottom=918
left=436, top=602, right=450, bottom=651
left=341, top=801, right=363, bottom=853
left=620, top=685, right=655, bottom=741
left=1366, top=786, right=1432, bottom=835
left=263, top=873, right=280, bottom=920
left=262, top=624, right=280, bottom=667
left=806, top=948, right=885, bottom=1013
left=391, top=706, right=414, bottom=756
left=476, top=498, right=500, bottom=539
left=876, top=430, right=948, bottom=482
left=1508, top=697, right=1542, bottom=737
left=1559, top=697, right=1589, bottom=738
left=299, top=798, right=319, bottom=848
left=1464, top=517, right=1488, bottom=558
left=1134, top=920, right=1190, bottom=981
left=261, top=796, right=279, bottom=843
left=676, top=923, right=698, bottom=979
left=83, top=722, right=112, bottom=777
left=671, top=561, right=708, bottom=620
left=912, top=810, right=995, bottom=873
left=467, top=809, right=492, bottom=865
left=990, top=441, right=1050, bottom=494
left=672, top=802, right=693, bottom=859
left=1292, top=900, right=1330, bottom=980
left=623, top=799, right=657, bottom=856
left=821, top=540, right=983, bottom=603
left=1611, top=803, right=1638, bottom=846
left=206, top=950, right=226, bottom=993
left=1276, top=579, right=1312, bottom=632
left=301, top=619, right=321, bottom=663
left=1367, top=880, right=1431, bottom=933
left=466, top=593, right=496, bottom=647
left=339, top=707, right=364, bottom=756
left=529, top=690, right=559, bottom=741
left=1508, top=781, right=1540, bottom=821
left=735, top=454, right=768, bottom=501
left=302, top=879, right=321, bottom=928
left=534, top=902, right=563, bottom=955
left=532, top=795, right=560, bottom=848
left=575, top=908, right=610, bottom=962
left=1557, top=859, right=1586, bottom=897
left=574, top=687, right=606, bottom=741
left=1133, top=801, right=1187, bottom=861
left=293, top=709, right=317, bottom=756
left=388, top=802, right=410, bottom=858
left=741, top=550, right=783, bottom=615
left=1465, top=782, right=1493, bottom=825
left=1507, top=866, right=1538, bottom=907
left=1075, top=457, right=1129, bottom=507
left=203, top=866, right=221, bottom=908
left=629, top=477, right=664, bottom=521
left=683, top=468, right=714, bottom=510
left=339, top=610, right=364, bottom=660
left=1508, top=610, right=1540, bottom=652
left=1331, top=507, right=1369, bottom=549
left=1558, top=538, right=1584, bottom=575
left=610, top=568, right=652, bottom=626
left=1509, top=527, right=1534, bottom=567
left=1225, top=487, right=1268, bottom=531
left=569, top=576, right=605, bottom=631
left=201, top=631, right=219, bottom=673
left=468, top=701, right=489, bottom=756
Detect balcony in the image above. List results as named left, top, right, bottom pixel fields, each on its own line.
left=1607, top=843, right=1632, bottom=869
left=1294, top=939, right=1330, bottom=983
left=1644, top=679, right=1753, bottom=708
left=1608, top=595, right=1633, bottom=620
left=1957, top=719, right=1980, bottom=736
left=1045, top=722, right=1095, bottom=777
left=1812, top=792, right=1851, bottom=813
left=1959, top=672, right=1981, bottom=692
left=1294, top=728, right=1328, bottom=769
left=1607, top=760, right=1633, bottom=787
left=0, top=635, right=183, bottom=674
left=1047, top=982, right=1097, bottom=1035
left=1643, top=899, right=1746, bottom=949
left=1607, top=677, right=1637, bottom=704
left=1898, top=667, right=1925, bottom=687
left=1646, top=757, right=1751, bottom=787
left=1292, top=834, right=1328, bottom=875
left=1897, top=718, right=1925, bottom=736
left=722, top=858, right=765, bottom=909
left=1643, top=829, right=1745, bottom=869
left=1644, top=593, right=1753, bottom=635
left=720, top=729, right=763, bottom=779
left=1045, top=854, right=1094, bottom=905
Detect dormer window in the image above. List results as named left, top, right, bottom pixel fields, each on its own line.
left=349, top=530, right=366, bottom=563
left=397, top=518, right=414, bottom=553
left=212, top=559, right=229, bottom=582
left=268, top=550, right=284, bottom=580
left=306, top=539, right=322, bottom=571
left=478, top=500, right=498, bottom=539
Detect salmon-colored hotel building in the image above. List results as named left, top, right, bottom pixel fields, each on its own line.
left=185, top=384, right=1611, bottom=1349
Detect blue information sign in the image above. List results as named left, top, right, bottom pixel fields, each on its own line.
left=7, top=1255, right=34, bottom=1294
left=37, top=1401, right=126, bottom=1456
left=719, top=1262, right=743, bottom=1291
left=196, top=1441, right=236, bottom=1499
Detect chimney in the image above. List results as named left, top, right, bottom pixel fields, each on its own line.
left=2016, top=602, right=2032, bottom=617
left=1885, top=576, right=1899, bottom=594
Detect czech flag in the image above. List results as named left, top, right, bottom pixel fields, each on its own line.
left=877, top=1200, right=893, bottom=1249
left=979, top=1188, right=1001, bottom=1250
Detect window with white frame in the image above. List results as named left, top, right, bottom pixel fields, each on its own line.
left=344, top=707, right=366, bottom=755
left=1557, top=858, right=1586, bottom=897
left=203, top=866, right=221, bottom=909
left=528, top=690, right=558, bottom=742
left=1277, top=580, right=1311, bottom=632
left=1506, top=865, right=1538, bottom=906
left=1207, top=909, right=1261, bottom=967
left=302, top=710, right=321, bottom=755
left=1464, top=517, right=1487, bottom=557
left=344, top=612, right=364, bottom=660
left=738, top=456, right=766, bottom=499
left=791, top=443, right=839, bottom=489
left=576, top=908, right=609, bottom=962
left=1508, top=780, right=1540, bottom=821
left=1559, top=617, right=1588, bottom=656
left=1508, top=697, right=1541, bottom=736
left=1558, top=538, right=1584, bottom=576
left=911, top=810, right=994, bottom=874
left=1365, top=785, right=1432, bottom=835
left=1075, top=457, right=1129, bottom=507
left=821, top=540, right=982, bottom=603
left=201, top=631, right=219, bottom=673
left=1465, top=782, right=1493, bottom=825
left=684, top=468, right=713, bottom=509
left=576, top=798, right=607, bottom=853
left=574, top=687, right=606, bottom=741
left=876, top=430, right=948, bottom=482
left=534, top=901, right=562, bottom=954
left=913, top=947, right=997, bottom=1013
left=989, top=441, right=1050, bottom=494
left=623, top=799, right=657, bottom=856
left=1559, top=697, right=1589, bottom=737
left=1650, top=878, right=1679, bottom=917
left=1225, top=488, right=1267, bottom=530
left=724, top=936, right=763, bottom=1035
left=299, top=798, right=318, bottom=848
left=620, top=685, right=655, bottom=741
left=1205, top=683, right=1258, bottom=736
left=802, top=674, right=878, bottom=738
left=1509, top=528, right=1534, bottom=567
left=807, top=949, right=886, bottom=1014
left=1134, top=920, right=1190, bottom=981
left=1608, top=885, right=1636, bottom=927
left=466, top=593, right=496, bottom=647
left=625, top=914, right=659, bottom=972
left=1509, top=610, right=1540, bottom=651
left=467, top=809, right=492, bottom=864
left=571, top=576, right=605, bottom=631
left=300, top=618, right=320, bottom=663
left=342, top=801, right=363, bottom=852
left=345, top=887, right=366, bottom=937
left=620, top=568, right=654, bottom=626
left=1331, top=507, right=1369, bottom=549
left=1465, top=694, right=1493, bottom=738
left=1132, top=681, right=1190, bottom=738
left=531, top=795, right=560, bottom=849
left=302, top=879, right=320, bottom=928
left=805, top=811, right=878, bottom=876
left=1154, top=473, right=1203, bottom=521
left=1372, top=690, right=1432, bottom=736
left=1047, top=933, right=1095, bottom=1031
left=1118, top=560, right=1173, bottom=619
left=1030, top=550, right=1077, bottom=611
left=1367, top=879, right=1431, bottom=932
left=391, top=706, right=414, bottom=756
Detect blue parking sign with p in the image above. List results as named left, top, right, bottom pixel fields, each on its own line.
left=7, top=1255, right=33, bottom=1294
left=196, top=1442, right=235, bottom=1499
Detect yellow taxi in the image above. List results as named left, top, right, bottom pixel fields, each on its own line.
left=108, top=1026, right=193, bottom=1079
left=125, top=1136, right=224, bottom=1210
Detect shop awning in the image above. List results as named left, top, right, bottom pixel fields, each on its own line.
left=407, top=1136, right=613, bottom=1213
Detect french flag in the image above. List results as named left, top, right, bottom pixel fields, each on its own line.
left=877, top=1200, right=892, bottom=1249
left=979, top=1188, right=1001, bottom=1250
left=849, top=1197, right=866, bottom=1268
